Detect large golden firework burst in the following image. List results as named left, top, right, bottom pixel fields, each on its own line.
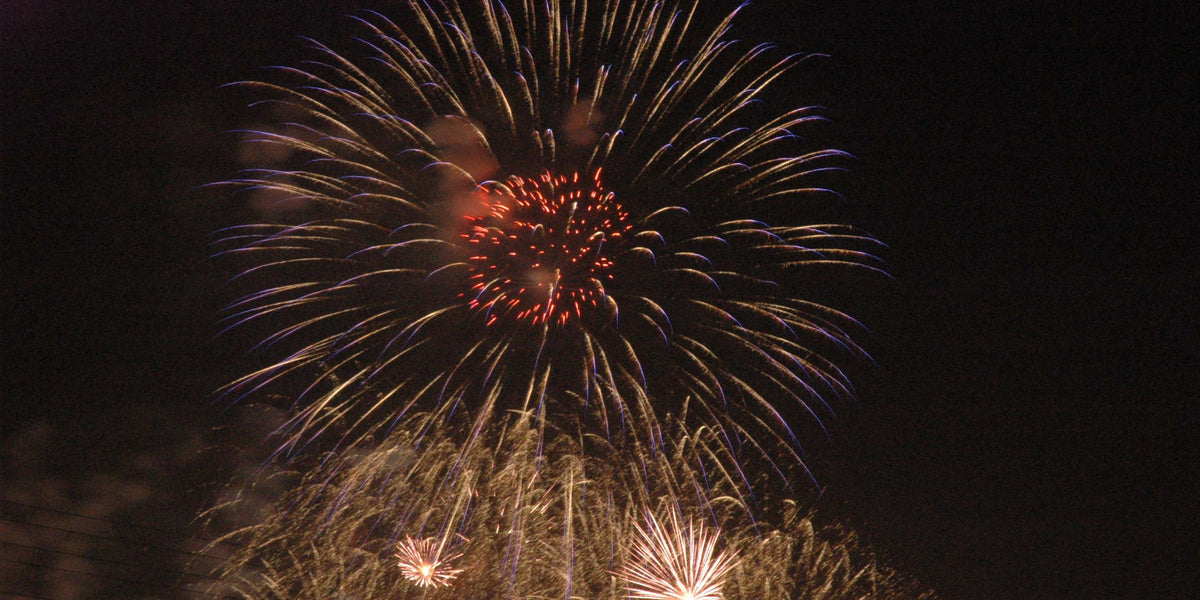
left=204, top=1, right=928, bottom=598
left=214, top=0, right=885, bottom=473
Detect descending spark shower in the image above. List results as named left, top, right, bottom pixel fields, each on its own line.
left=206, top=1, right=934, bottom=598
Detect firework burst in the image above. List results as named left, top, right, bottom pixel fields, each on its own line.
left=199, top=411, right=937, bottom=600
left=619, top=511, right=739, bottom=600
left=213, top=0, right=885, bottom=471
left=394, top=536, right=464, bottom=587
left=462, top=169, right=630, bottom=327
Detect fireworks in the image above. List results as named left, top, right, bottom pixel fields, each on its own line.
left=203, top=1, right=930, bottom=598
left=394, top=536, right=464, bottom=587
left=619, top=512, right=739, bottom=600
left=200, top=412, right=936, bottom=599
left=463, top=169, right=630, bottom=327
left=214, top=0, right=885, bottom=469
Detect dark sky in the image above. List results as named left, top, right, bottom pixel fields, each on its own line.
left=2, top=1, right=1196, bottom=599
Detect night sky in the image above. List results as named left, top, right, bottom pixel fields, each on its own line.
left=2, top=1, right=1196, bottom=599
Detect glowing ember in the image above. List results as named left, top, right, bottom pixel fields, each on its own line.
left=461, top=170, right=631, bottom=326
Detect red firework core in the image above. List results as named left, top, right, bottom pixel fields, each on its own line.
left=461, top=170, right=630, bottom=326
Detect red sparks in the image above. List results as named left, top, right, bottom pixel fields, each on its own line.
left=461, top=170, right=630, bottom=326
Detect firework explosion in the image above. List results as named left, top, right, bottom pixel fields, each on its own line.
left=620, top=511, right=740, bottom=600
left=202, top=412, right=934, bottom=599
left=214, top=0, right=885, bottom=471
left=463, top=169, right=630, bottom=327
left=394, top=536, right=464, bottom=587
left=206, top=1, right=928, bottom=598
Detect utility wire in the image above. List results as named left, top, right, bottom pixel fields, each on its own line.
left=0, top=516, right=229, bottom=564
left=0, top=498, right=233, bottom=545
left=0, top=592, right=68, bottom=600
left=0, top=557, right=229, bottom=599
left=0, top=538, right=225, bottom=583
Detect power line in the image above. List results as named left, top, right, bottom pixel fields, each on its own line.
left=0, top=592, right=65, bottom=600
left=0, top=516, right=230, bottom=564
left=0, top=538, right=225, bottom=583
left=0, top=498, right=238, bottom=546
left=0, top=502, right=262, bottom=598
left=0, top=557, right=230, bottom=599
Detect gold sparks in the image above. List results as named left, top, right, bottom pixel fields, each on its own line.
left=394, top=536, right=464, bottom=588
left=618, top=512, right=740, bottom=600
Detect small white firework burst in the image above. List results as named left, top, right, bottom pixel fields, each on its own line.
left=394, top=536, right=464, bottom=588
left=619, top=512, right=740, bottom=600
